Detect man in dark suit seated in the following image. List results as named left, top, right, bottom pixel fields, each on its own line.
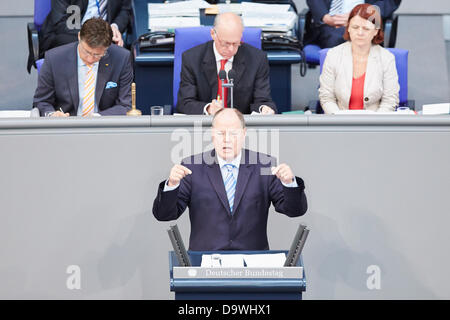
left=176, top=12, right=277, bottom=115
left=153, top=108, right=308, bottom=251
left=33, top=18, right=133, bottom=117
left=40, top=0, right=132, bottom=55
left=306, top=0, right=401, bottom=48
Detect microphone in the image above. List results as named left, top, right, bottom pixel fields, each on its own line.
left=225, top=69, right=235, bottom=108
left=218, top=69, right=227, bottom=81
left=218, top=70, right=227, bottom=107
left=228, top=69, right=236, bottom=82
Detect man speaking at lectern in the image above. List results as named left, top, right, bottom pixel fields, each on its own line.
left=153, top=109, right=307, bottom=251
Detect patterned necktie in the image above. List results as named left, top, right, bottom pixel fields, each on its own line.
left=98, top=0, right=108, bottom=20
left=223, top=164, right=236, bottom=214
left=329, top=0, right=343, bottom=15
left=82, top=65, right=95, bottom=117
left=217, top=59, right=228, bottom=108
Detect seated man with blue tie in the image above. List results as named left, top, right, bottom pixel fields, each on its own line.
left=39, top=0, right=131, bottom=54
left=33, top=18, right=133, bottom=117
left=152, top=108, right=308, bottom=251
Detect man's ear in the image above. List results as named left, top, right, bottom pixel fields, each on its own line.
left=77, top=32, right=80, bottom=42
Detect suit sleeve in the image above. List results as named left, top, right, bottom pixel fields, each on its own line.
left=249, top=53, right=277, bottom=113
left=307, top=0, right=330, bottom=24
left=152, top=169, right=192, bottom=221
left=269, top=175, right=308, bottom=218
left=176, top=52, right=211, bottom=115
left=39, top=0, right=74, bottom=53
left=99, top=51, right=133, bottom=116
left=318, top=49, right=340, bottom=114
left=369, top=0, right=401, bottom=19
left=33, top=52, right=56, bottom=116
left=111, top=0, right=132, bottom=33
left=378, top=52, right=399, bottom=112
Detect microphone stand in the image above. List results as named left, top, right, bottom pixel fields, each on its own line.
left=223, top=81, right=234, bottom=108
left=223, top=69, right=236, bottom=108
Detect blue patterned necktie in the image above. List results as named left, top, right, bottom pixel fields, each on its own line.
left=329, top=0, right=343, bottom=15
left=223, top=164, right=237, bottom=214
left=98, top=0, right=108, bottom=20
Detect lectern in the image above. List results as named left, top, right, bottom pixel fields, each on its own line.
left=169, top=250, right=306, bottom=300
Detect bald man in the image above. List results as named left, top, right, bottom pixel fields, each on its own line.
left=176, top=13, right=277, bottom=115
left=153, top=109, right=307, bottom=251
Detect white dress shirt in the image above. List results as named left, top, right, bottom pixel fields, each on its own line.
left=163, top=150, right=297, bottom=191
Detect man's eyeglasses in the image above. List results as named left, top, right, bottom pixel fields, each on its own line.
left=213, top=29, right=241, bottom=49
left=79, top=42, right=109, bottom=59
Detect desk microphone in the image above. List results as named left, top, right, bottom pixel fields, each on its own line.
left=218, top=70, right=227, bottom=107
left=224, top=69, right=235, bottom=108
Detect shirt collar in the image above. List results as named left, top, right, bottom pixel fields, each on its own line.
left=217, top=150, right=242, bottom=169
left=213, top=41, right=234, bottom=63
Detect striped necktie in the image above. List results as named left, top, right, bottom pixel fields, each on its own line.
left=82, top=65, right=95, bottom=117
left=223, top=164, right=237, bottom=214
left=329, top=0, right=343, bottom=15
left=98, top=0, right=108, bottom=21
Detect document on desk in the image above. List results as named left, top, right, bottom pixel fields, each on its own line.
left=148, top=0, right=210, bottom=30
left=0, top=110, right=31, bottom=118
left=241, top=2, right=291, bottom=13
left=201, top=253, right=286, bottom=268
left=422, top=103, right=450, bottom=115
left=149, top=17, right=200, bottom=31
left=241, top=2, right=296, bottom=32
left=217, top=3, right=244, bottom=15
left=243, top=253, right=286, bottom=267
left=148, top=0, right=210, bottom=17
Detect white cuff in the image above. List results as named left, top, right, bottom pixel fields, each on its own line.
left=163, top=180, right=179, bottom=192
left=111, top=23, right=119, bottom=31
left=282, top=178, right=298, bottom=188
left=203, top=103, right=211, bottom=115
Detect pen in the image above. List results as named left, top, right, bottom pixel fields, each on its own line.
left=59, top=108, right=64, bottom=113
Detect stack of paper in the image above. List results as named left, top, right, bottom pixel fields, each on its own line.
left=148, top=0, right=211, bottom=31
left=422, top=103, right=450, bottom=115
left=241, top=2, right=296, bottom=32
left=243, top=253, right=286, bottom=267
left=200, top=253, right=286, bottom=268
left=0, top=110, right=31, bottom=118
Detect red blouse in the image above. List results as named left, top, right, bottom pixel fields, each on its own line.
left=349, top=73, right=366, bottom=110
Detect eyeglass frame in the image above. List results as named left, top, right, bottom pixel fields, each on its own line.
left=213, top=28, right=242, bottom=49
left=78, top=41, right=109, bottom=60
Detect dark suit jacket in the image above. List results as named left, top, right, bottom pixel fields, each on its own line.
left=40, top=0, right=132, bottom=54
left=307, top=0, right=401, bottom=24
left=153, top=149, right=307, bottom=251
left=33, top=42, right=133, bottom=116
left=176, top=41, right=277, bottom=115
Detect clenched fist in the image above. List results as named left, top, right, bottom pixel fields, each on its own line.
left=168, top=165, right=192, bottom=187
left=271, top=164, right=295, bottom=185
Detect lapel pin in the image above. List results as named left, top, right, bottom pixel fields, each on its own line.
left=105, top=64, right=109, bottom=67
